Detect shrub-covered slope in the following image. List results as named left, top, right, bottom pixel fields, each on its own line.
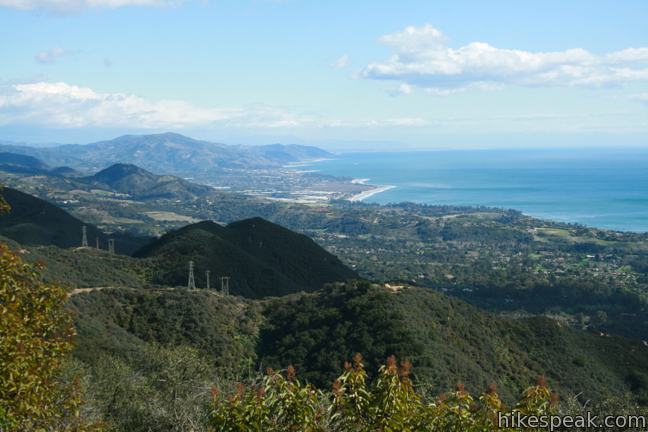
left=134, top=218, right=357, bottom=297
left=69, top=282, right=648, bottom=405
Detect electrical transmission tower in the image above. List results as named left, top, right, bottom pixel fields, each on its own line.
left=81, top=226, right=88, bottom=247
left=220, top=276, right=230, bottom=296
left=187, top=261, right=196, bottom=289
left=108, top=239, right=115, bottom=254
left=96, top=237, right=100, bottom=249
left=205, top=270, right=211, bottom=290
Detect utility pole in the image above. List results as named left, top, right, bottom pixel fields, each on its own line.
left=205, top=270, right=211, bottom=290
left=188, top=261, right=196, bottom=289
left=108, top=239, right=115, bottom=254
left=81, top=226, right=88, bottom=247
left=220, top=276, right=230, bottom=296
left=96, top=236, right=100, bottom=249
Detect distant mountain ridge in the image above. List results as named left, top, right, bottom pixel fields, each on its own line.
left=0, top=152, right=78, bottom=176
left=86, top=163, right=214, bottom=200
left=135, top=217, right=358, bottom=298
left=0, top=152, right=221, bottom=201
left=0, top=132, right=333, bottom=175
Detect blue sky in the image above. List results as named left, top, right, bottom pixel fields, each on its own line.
left=1, top=0, right=647, bottom=149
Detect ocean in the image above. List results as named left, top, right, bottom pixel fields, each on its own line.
left=307, top=148, right=648, bottom=233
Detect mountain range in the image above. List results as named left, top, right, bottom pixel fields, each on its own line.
left=0, top=154, right=219, bottom=201
left=0, top=132, right=333, bottom=175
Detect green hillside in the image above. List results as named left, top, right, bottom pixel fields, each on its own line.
left=0, top=187, right=149, bottom=254
left=135, top=218, right=357, bottom=297
left=68, top=288, right=262, bottom=377
left=69, top=281, right=648, bottom=408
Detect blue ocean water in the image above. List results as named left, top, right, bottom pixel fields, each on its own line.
left=308, top=149, right=648, bottom=233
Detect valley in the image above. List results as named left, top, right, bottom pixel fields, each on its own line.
left=2, top=134, right=648, bottom=430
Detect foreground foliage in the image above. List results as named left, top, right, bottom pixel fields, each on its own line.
left=210, top=354, right=559, bottom=432
left=0, top=190, right=97, bottom=431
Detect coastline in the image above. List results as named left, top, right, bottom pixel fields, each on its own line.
left=283, top=158, right=335, bottom=169
left=349, top=184, right=396, bottom=202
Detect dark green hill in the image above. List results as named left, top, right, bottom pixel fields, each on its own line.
left=225, top=217, right=356, bottom=290
left=0, top=187, right=149, bottom=255
left=69, top=282, right=648, bottom=406
left=135, top=218, right=357, bottom=297
left=87, top=163, right=213, bottom=200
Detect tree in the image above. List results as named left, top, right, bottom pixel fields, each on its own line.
left=0, top=188, right=94, bottom=431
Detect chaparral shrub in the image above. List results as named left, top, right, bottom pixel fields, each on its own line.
left=210, top=353, right=557, bottom=432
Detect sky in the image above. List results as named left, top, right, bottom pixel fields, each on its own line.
left=1, top=0, right=647, bottom=150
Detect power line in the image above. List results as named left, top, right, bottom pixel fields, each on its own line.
left=220, top=276, right=230, bottom=295
left=188, top=261, right=196, bottom=289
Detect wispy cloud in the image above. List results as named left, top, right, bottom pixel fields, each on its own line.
left=388, top=83, right=413, bottom=97
left=0, top=0, right=182, bottom=12
left=35, top=47, right=70, bottom=64
left=331, top=54, right=349, bottom=69
left=0, top=81, right=641, bottom=133
left=361, top=24, right=648, bottom=94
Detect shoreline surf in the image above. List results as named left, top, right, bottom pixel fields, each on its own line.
left=348, top=184, right=396, bottom=202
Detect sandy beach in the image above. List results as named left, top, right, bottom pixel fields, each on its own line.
left=348, top=185, right=396, bottom=202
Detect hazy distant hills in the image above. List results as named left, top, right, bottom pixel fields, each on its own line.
left=0, top=151, right=78, bottom=176
left=0, top=152, right=220, bottom=201
left=0, top=187, right=149, bottom=254
left=86, top=163, right=215, bottom=200
left=135, top=218, right=358, bottom=297
left=0, top=132, right=333, bottom=175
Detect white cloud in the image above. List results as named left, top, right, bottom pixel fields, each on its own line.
left=35, top=47, right=69, bottom=64
left=331, top=54, right=349, bottom=69
left=0, top=0, right=180, bottom=12
left=0, top=82, right=245, bottom=128
left=2, top=81, right=639, bottom=134
left=0, top=81, right=407, bottom=131
left=0, top=81, right=437, bottom=131
left=362, top=24, right=648, bottom=93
